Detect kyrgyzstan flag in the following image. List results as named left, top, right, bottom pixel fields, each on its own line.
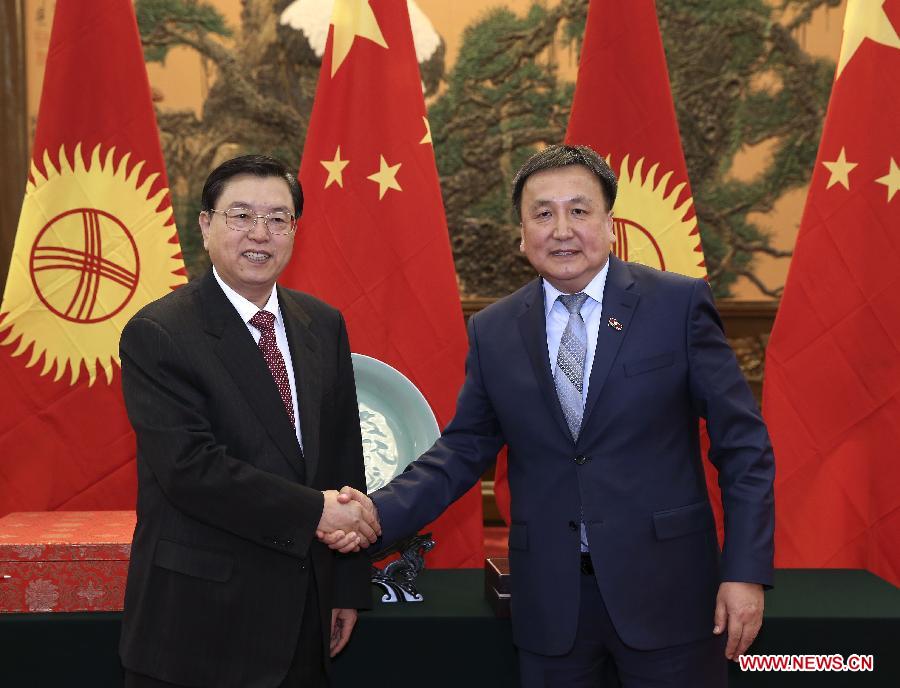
left=565, top=0, right=704, bottom=280
left=495, top=0, right=709, bottom=526
left=281, top=0, right=482, bottom=567
left=764, top=0, right=900, bottom=585
left=0, top=0, right=186, bottom=515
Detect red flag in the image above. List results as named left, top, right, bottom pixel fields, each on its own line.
left=764, top=0, right=900, bottom=585
left=0, top=0, right=186, bottom=516
left=282, top=0, right=482, bottom=567
left=566, top=0, right=705, bottom=279
left=496, top=0, right=712, bottom=528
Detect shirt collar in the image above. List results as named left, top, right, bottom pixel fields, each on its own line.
left=542, top=258, right=611, bottom=319
left=212, top=266, right=281, bottom=326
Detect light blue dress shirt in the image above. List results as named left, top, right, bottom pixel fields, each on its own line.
left=541, top=259, right=611, bottom=550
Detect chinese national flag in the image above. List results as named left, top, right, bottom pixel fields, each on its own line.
left=0, top=0, right=186, bottom=516
left=764, top=0, right=900, bottom=585
left=496, top=0, right=711, bottom=527
left=281, top=0, right=482, bottom=567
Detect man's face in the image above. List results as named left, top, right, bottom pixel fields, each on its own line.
left=519, top=165, right=615, bottom=294
left=199, top=174, right=296, bottom=307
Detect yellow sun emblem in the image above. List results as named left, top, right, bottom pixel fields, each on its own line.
left=0, top=143, right=186, bottom=385
left=610, top=155, right=706, bottom=279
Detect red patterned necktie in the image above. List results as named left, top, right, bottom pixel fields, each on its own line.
left=249, top=310, right=296, bottom=428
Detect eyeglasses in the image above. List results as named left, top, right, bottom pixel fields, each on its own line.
left=207, top=207, right=296, bottom=235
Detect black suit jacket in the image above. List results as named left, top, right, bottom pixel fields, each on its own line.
left=375, top=256, right=775, bottom=654
left=118, top=269, right=369, bottom=687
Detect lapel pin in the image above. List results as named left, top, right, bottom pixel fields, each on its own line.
left=608, top=317, right=623, bottom=331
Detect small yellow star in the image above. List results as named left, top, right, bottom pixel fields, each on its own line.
left=822, top=147, right=857, bottom=190
left=320, top=146, right=350, bottom=189
left=875, top=158, right=900, bottom=202
left=420, top=117, right=432, bottom=145
left=366, top=155, right=402, bottom=200
left=330, top=0, right=388, bottom=77
left=836, top=0, right=900, bottom=79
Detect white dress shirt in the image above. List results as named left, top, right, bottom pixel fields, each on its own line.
left=213, top=267, right=303, bottom=449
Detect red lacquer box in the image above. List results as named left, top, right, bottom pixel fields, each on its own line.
left=0, top=511, right=135, bottom=613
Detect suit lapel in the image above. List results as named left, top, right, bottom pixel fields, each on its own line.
left=517, top=278, right=572, bottom=441
left=581, top=256, right=639, bottom=432
left=279, top=288, right=322, bottom=484
left=198, top=271, right=306, bottom=478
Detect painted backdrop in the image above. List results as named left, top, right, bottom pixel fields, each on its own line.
left=25, top=0, right=848, bottom=299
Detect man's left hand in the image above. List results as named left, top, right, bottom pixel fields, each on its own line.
left=713, top=581, right=764, bottom=660
left=330, top=608, right=358, bottom=657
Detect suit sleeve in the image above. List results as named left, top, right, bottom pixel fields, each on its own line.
left=686, top=280, right=775, bottom=586
left=372, top=312, right=505, bottom=547
left=329, top=313, right=372, bottom=610
left=120, top=315, right=324, bottom=560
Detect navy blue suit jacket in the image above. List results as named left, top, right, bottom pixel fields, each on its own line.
left=374, top=255, right=774, bottom=655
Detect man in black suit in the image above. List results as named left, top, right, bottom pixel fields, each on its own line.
left=119, top=155, right=379, bottom=687
left=331, top=145, right=775, bottom=687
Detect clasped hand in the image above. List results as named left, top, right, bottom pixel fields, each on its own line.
left=317, top=486, right=381, bottom=553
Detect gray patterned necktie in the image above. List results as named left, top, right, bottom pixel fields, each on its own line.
left=554, top=292, right=589, bottom=440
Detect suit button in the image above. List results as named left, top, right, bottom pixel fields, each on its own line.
left=299, top=562, right=306, bottom=571
left=574, top=455, right=588, bottom=465
left=568, top=521, right=578, bottom=531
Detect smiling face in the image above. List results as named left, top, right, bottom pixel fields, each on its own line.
left=519, top=164, right=615, bottom=293
left=199, top=174, right=296, bottom=307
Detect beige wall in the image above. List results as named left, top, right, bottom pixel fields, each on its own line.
left=727, top=1, right=847, bottom=298
left=24, top=0, right=55, bottom=146
left=24, top=0, right=849, bottom=300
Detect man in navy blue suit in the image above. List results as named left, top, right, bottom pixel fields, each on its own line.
left=329, top=145, right=775, bottom=687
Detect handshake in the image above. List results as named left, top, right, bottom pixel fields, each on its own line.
left=317, top=487, right=382, bottom=553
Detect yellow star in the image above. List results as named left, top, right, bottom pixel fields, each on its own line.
left=320, top=146, right=349, bottom=189
left=366, top=155, right=402, bottom=200
left=420, top=117, right=433, bottom=145
left=875, top=158, right=900, bottom=202
left=822, top=147, right=857, bottom=190
left=835, top=0, right=900, bottom=79
left=330, top=0, right=388, bottom=77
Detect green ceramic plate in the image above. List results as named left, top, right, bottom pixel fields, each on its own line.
left=351, top=353, right=440, bottom=494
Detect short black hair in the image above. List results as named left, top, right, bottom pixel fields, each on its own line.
left=201, top=154, right=303, bottom=217
left=511, top=144, right=617, bottom=221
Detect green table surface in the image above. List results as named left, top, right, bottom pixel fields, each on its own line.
left=0, top=568, right=897, bottom=687
left=360, top=568, right=495, bottom=617
left=764, top=569, right=900, bottom=618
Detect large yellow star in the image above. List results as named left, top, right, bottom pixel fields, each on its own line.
left=835, top=0, right=900, bottom=79
left=321, top=146, right=349, bottom=189
left=330, top=0, right=388, bottom=77
left=420, top=117, right=433, bottom=145
left=822, top=147, right=857, bottom=190
left=366, top=155, right=402, bottom=200
left=875, top=158, right=900, bottom=202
